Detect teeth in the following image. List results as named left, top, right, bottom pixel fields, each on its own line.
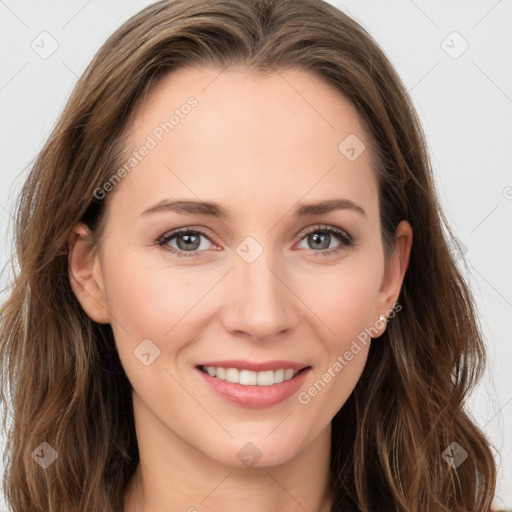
left=225, top=368, right=239, bottom=383
left=284, top=369, right=295, bottom=380
left=257, top=370, right=274, bottom=386
left=202, top=366, right=300, bottom=386
left=240, top=369, right=257, bottom=385
left=274, top=369, right=285, bottom=383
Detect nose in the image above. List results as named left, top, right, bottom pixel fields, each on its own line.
left=220, top=249, right=298, bottom=341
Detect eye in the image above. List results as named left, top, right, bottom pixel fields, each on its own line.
left=157, top=228, right=216, bottom=258
left=295, top=225, right=353, bottom=256
left=157, top=224, right=354, bottom=258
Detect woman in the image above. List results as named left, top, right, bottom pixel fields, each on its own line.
left=0, top=0, right=497, bottom=510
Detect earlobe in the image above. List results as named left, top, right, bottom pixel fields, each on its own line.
left=67, top=223, right=111, bottom=324
left=375, top=220, right=413, bottom=336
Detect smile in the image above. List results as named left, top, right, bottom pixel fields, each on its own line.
left=199, top=365, right=302, bottom=386
left=195, top=361, right=311, bottom=408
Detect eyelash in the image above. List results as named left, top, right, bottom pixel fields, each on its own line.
left=157, top=224, right=354, bottom=259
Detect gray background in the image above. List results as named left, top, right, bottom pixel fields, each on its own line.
left=1, top=0, right=511, bottom=508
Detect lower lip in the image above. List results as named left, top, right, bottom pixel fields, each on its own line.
left=195, top=367, right=311, bottom=408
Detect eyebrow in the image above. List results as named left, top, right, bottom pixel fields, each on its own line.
left=139, top=198, right=367, bottom=219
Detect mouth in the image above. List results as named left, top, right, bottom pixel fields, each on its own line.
left=197, top=364, right=310, bottom=386
left=194, top=360, right=312, bottom=408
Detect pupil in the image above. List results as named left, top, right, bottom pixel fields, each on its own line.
left=178, top=233, right=200, bottom=251
left=310, top=233, right=329, bottom=250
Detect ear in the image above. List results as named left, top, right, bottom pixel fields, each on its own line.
left=68, top=223, right=111, bottom=324
left=373, top=220, right=413, bottom=337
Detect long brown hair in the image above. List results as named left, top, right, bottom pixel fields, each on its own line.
left=0, top=0, right=496, bottom=510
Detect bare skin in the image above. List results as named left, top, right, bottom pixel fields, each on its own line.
left=68, top=66, right=412, bottom=512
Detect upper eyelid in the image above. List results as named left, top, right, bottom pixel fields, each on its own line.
left=300, top=224, right=351, bottom=238
left=158, top=226, right=218, bottom=243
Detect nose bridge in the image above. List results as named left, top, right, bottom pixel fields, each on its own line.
left=221, top=240, right=295, bottom=339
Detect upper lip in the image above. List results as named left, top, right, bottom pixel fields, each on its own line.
left=195, top=360, right=310, bottom=372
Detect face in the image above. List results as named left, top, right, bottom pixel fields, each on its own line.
left=69, top=66, right=411, bottom=469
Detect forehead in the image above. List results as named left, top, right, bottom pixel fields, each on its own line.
left=130, top=65, right=371, bottom=156
left=110, top=66, right=379, bottom=223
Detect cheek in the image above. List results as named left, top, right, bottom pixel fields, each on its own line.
left=100, top=249, right=225, bottom=367
left=102, top=258, right=172, bottom=333
left=103, top=248, right=208, bottom=324
left=292, top=259, right=381, bottom=415
left=297, top=256, right=383, bottom=345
